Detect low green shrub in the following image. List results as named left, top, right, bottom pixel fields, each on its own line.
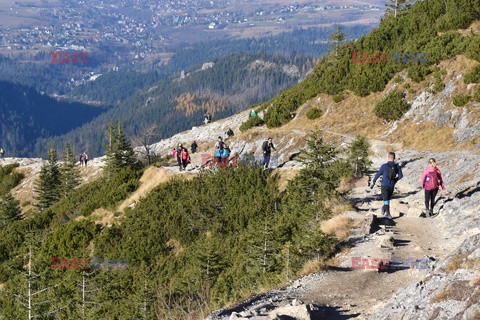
left=374, top=91, right=411, bottom=121
left=239, top=116, right=265, bottom=132
left=306, top=107, right=322, bottom=120
left=452, top=94, right=471, bottom=106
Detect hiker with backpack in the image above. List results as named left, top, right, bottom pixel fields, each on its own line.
left=226, top=128, right=234, bottom=137
left=80, top=154, right=84, bottom=166
left=420, top=158, right=446, bottom=217
left=262, top=138, right=276, bottom=170
left=221, top=144, right=231, bottom=165
left=191, top=141, right=198, bottom=154
left=181, top=147, right=190, bottom=170
left=215, top=136, right=224, bottom=165
left=370, top=152, right=403, bottom=219
left=83, top=152, right=88, bottom=166
left=176, top=143, right=184, bottom=171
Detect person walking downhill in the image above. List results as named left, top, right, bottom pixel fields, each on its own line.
left=370, top=152, right=403, bottom=219
left=176, top=143, right=184, bottom=171
left=83, top=152, right=88, bottom=166
left=181, top=147, right=190, bottom=171
left=215, top=136, right=224, bottom=165
left=420, top=158, right=446, bottom=217
left=262, top=138, right=276, bottom=170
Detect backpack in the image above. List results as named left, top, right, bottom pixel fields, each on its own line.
left=387, top=163, right=398, bottom=181
left=424, top=170, right=439, bottom=190
left=262, top=141, right=270, bottom=153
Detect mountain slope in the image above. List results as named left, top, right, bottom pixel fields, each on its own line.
left=37, top=52, right=314, bottom=157
left=0, top=81, right=107, bottom=157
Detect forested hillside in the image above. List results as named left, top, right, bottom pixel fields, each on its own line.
left=0, top=126, right=367, bottom=319
left=0, top=81, right=108, bottom=157
left=245, top=0, right=480, bottom=129
left=36, top=53, right=314, bottom=157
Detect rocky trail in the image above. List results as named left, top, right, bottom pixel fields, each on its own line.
left=206, top=140, right=480, bottom=320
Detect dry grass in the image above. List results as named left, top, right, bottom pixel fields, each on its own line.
left=118, top=167, right=195, bottom=211
left=276, top=169, right=301, bottom=191
left=321, top=216, right=353, bottom=241
left=90, top=208, right=116, bottom=226
left=393, top=122, right=456, bottom=152
left=298, top=259, right=331, bottom=276
left=0, top=283, right=5, bottom=291
left=446, top=253, right=468, bottom=273
left=166, top=239, right=184, bottom=257
left=457, top=20, right=480, bottom=36
left=465, top=258, right=480, bottom=269
left=431, top=289, right=456, bottom=303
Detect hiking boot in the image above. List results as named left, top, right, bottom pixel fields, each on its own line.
left=428, top=209, right=433, bottom=217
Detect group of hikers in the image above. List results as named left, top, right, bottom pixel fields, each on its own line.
left=370, top=152, right=446, bottom=219
left=172, top=131, right=277, bottom=171
left=79, top=152, right=88, bottom=166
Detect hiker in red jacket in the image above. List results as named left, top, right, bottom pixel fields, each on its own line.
left=181, top=148, right=190, bottom=170
left=421, top=158, right=446, bottom=217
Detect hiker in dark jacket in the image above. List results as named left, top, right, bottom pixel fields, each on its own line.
left=226, top=128, right=234, bottom=137
left=191, top=141, right=198, bottom=154
left=215, top=136, right=224, bottom=164
left=262, top=138, right=276, bottom=169
left=371, top=152, right=403, bottom=219
left=79, top=154, right=84, bottom=166
left=176, top=144, right=184, bottom=171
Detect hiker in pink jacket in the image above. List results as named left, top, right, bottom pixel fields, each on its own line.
left=421, top=158, right=446, bottom=217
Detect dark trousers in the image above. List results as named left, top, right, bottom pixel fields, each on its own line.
left=381, top=186, right=394, bottom=201
left=425, top=189, right=438, bottom=212
left=177, top=156, right=182, bottom=168
left=263, top=154, right=271, bottom=168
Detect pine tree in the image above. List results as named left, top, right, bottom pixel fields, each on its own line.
left=0, top=192, right=21, bottom=226
left=385, top=0, right=411, bottom=18
left=328, top=25, right=346, bottom=58
left=104, top=122, right=137, bottom=178
left=347, top=136, right=372, bottom=178
left=59, top=143, right=81, bottom=198
left=34, top=147, right=61, bottom=211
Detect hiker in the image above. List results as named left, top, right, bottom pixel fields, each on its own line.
left=226, top=128, right=234, bottom=137
left=262, top=138, right=276, bottom=169
left=191, top=141, right=198, bottom=154
left=250, top=109, right=257, bottom=118
left=80, top=154, right=84, bottom=166
left=83, top=152, right=88, bottom=166
left=0, top=148, right=4, bottom=158
left=176, top=143, right=184, bottom=171
left=221, top=144, right=231, bottom=165
left=370, top=152, right=403, bottom=219
left=181, top=147, right=190, bottom=170
left=215, top=136, right=224, bottom=164
left=420, top=158, right=446, bottom=217
left=171, top=148, right=177, bottom=158
left=204, top=112, right=212, bottom=125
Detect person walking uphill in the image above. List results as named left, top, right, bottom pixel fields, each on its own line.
left=83, top=152, right=88, bottom=166
left=191, top=141, right=198, bottom=154
left=370, top=152, right=403, bottom=219
left=421, top=158, right=446, bottom=217
left=181, top=147, right=190, bottom=170
left=262, top=138, right=276, bottom=170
